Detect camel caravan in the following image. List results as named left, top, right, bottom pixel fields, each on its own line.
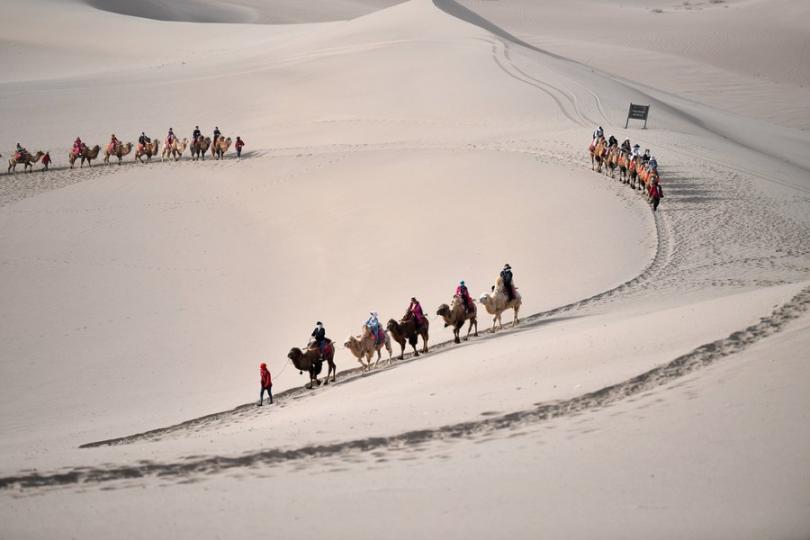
left=282, top=266, right=520, bottom=391
left=589, top=126, right=665, bottom=211
left=6, top=125, right=246, bottom=174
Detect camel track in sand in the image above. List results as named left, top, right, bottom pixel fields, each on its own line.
left=2, top=282, right=808, bottom=491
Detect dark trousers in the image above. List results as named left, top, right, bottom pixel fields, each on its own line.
left=260, top=385, right=273, bottom=404
left=236, top=148, right=242, bottom=158
left=652, top=197, right=660, bottom=211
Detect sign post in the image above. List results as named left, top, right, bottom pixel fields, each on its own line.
left=625, top=103, right=650, bottom=129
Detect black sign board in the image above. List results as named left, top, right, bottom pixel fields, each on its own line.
left=625, top=103, right=650, bottom=129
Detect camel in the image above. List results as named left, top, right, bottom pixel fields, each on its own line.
left=589, top=136, right=608, bottom=172
left=478, top=276, right=522, bottom=333
left=617, top=152, right=631, bottom=184
left=344, top=326, right=393, bottom=371
left=190, top=137, right=211, bottom=161
left=104, top=142, right=133, bottom=165
left=211, top=136, right=232, bottom=160
left=69, top=144, right=101, bottom=169
left=162, top=138, right=188, bottom=162
left=627, top=155, right=641, bottom=189
left=8, top=151, right=44, bottom=173
left=287, top=340, right=337, bottom=389
left=639, top=167, right=658, bottom=197
left=436, top=295, right=478, bottom=344
left=605, top=146, right=620, bottom=178
left=386, top=316, right=429, bottom=360
left=135, top=139, right=159, bottom=163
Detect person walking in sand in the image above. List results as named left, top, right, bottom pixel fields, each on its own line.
left=258, top=362, right=273, bottom=406
left=41, top=152, right=51, bottom=171
left=235, top=136, right=245, bottom=158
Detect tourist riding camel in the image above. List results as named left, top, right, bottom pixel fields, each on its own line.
left=500, top=264, right=515, bottom=301
left=213, top=126, right=221, bottom=145
left=108, top=134, right=120, bottom=153
left=15, top=143, right=27, bottom=160
left=365, top=312, right=384, bottom=344
left=138, top=132, right=150, bottom=151
left=406, top=297, right=426, bottom=327
left=621, top=138, right=631, bottom=156
left=592, top=126, right=604, bottom=143
left=456, top=280, right=473, bottom=313
left=166, top=128, right=175, bottom=147
left=311, top=321, right=328, bottom=359
left=72, top=137, right=83, bottom=158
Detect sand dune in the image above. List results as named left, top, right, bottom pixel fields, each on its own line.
left=0, top=0, right=808, bottom=537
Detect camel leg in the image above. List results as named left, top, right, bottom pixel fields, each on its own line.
left=513, top=306, right=520, bottom=326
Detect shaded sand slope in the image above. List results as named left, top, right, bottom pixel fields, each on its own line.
left=83, top=0, right=405, bottom=24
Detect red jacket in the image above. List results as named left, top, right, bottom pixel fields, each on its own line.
left=235, top=139, right=245, bottom=150
left=456, top=285, right=471, bottom=301
left=260, top=364, right=272, bottom=387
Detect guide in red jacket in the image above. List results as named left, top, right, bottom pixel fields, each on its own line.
left=235, top=136, right=245, bottom=158
left=258, top=362, right=273, bottom=406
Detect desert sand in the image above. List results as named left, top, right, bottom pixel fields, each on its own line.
left=0, top=0, right=808, bottom=538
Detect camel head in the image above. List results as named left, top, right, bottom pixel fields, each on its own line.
left=287, top=347, right=304, bottom=371
left=478, top=293, right=497, bottom=314
left=343, top=335, right=358, bottom=350
left=386, top=318, right=400, bottom=333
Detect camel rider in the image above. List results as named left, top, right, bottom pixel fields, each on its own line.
left=311, top=321, right=327, bottom=359
left=648, top=156, right=658, bottom=172
left=138, top=132, right=149, bottom=150
left=72, top=137, right=83, bottom=157
left=16, top=143, right=27, bottom=159
left=608, top=135, right=618, bottom=148
left=407, top=297, right=426, bottom=327
left=642, top=148, right=651, bottom=163
left=500, top=264, right=515, bottom=301
left=621, top=138, right=631, bottom=156
left=365, top=312, right=383, bottom=343
left=456, top=280, right=472, bottom=313
left=213, top=126, right=221, bottom=145
left=192, top=126, right=201, bottom=143
left=109, top=134, right=119, bottom=152
left=593, top=126, right=604, bottom=141
left=631, top=144, right=641, bottom=160
left=167, top=128, right=175, bottom=147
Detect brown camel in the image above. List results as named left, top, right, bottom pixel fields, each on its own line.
left=135, top=139, right=159, bottom=163
left=69, top=144, right=101, bottom=169
left=605, top=146, right=620, bottom=178
left=437, top=295, right=478, bottom=344
left=287, top=340, right=337, bottom=389
left=211, top=136, right=232, bottom=160
left=344, top=326, right=393, bottom=371
left=589, top=136, right=608, bottom=172
left=162, top=138, right=188, bottom=162
left=386, top=316, right=429, bottom=360
left=617, top=152, right=631, bottom=184
left=104, top=142, right=133, bottom=165
left=478, top=276, right=522, bottom=333
left=8, top=151, right=44, bottom=174
left=190, top=137, right=211, bottom=161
